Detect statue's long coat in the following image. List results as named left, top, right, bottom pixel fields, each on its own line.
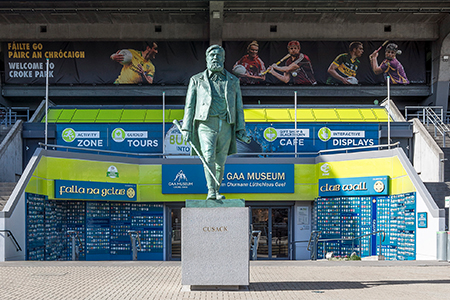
left=181, top=69, right=246, bottom=157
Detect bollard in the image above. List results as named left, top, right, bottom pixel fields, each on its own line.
left=447, top=232, right=450, bottom=262
left=437, top=231, right=447, bottom=261
left=130, top=235, right=138, bottom=261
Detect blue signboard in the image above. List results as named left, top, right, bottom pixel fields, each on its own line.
left=56, top=124, right=168, bottom=154
left=56, top=122, right=379, bottom=155
left=162, top=164, right=294, bottom=194
left=318, top=176, right=389, bottom=197
left=244, top=123, right=379, bottom=153
left=417, top=212, right=427, bottom=228
left=54, top=180, right=137, bottom=201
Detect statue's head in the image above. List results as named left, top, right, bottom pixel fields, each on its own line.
left=206, top=45, right=225, bottom=72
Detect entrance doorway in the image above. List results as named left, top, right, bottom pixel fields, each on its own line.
left=167, top=207, right=182, bottom=260
left=251, top=207, right=290, bottom=259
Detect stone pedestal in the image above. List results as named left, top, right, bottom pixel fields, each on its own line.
left=181, top=204, right=249, bottom=287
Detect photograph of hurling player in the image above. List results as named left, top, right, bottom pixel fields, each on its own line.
left=110, top=41, right=158, bottom=84
left=232, top=41, right=266, bottom=84
left=326, top=42, right=364, bottom=85
left=267, top=40, right=317, bottom=85
left=369, top=42, right=409, bottom=84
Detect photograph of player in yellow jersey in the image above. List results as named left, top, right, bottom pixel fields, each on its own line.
left=110, top=42, right=158, bottom=84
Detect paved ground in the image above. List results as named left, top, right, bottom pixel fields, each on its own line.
left=0, top=260, right=449, bottom=299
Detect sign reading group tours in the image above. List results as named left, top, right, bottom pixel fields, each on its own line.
left=162, top=164, right=294, bottom=194
left=4, top=40, right=426, bottom=86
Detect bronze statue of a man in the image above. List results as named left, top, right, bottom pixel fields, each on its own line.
left=181, top=45, right=250, bottom=200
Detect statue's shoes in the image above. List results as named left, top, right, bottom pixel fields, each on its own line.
left=216, top=193, right=226, bottom=200
left=206, top=190, right=216, bottom=200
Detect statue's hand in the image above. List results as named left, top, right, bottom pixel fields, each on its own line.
left=237, top=130, right=251, bottom=144
left=182, top=130, right=191, bottom=143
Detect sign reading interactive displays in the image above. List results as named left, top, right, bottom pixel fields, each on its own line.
left=318, top=176, right=389, bottom=197
left=246, top=123, right=379, bottom=154
left=54, top=180, right=137, bottom=201
left=162, top=164, right=294, bottom=194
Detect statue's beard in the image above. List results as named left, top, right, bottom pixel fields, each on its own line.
left=208, top=61, right=224, bottom=72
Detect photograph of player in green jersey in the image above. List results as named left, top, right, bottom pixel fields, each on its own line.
left=326, top=42, right=364, bottom=85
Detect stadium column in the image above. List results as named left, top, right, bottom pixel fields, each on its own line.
left=430, top=15, right=450, bottom=112
left=209, top=1, right=224, bottom=46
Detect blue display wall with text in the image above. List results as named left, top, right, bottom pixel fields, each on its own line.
left=313, top=192, right=416, bottom=260
left=26, top=193, right=164, bottom=261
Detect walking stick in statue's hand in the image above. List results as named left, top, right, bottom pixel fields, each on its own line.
left=172, top=119, right=221, bottom=187
left=261, top=54, right=291, bottom=75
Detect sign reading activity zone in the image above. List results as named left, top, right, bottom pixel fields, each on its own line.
left=318, top=176, right=389, bottom=197
left=57, top=124, right=168, bottom=153
left=55, top=180, right=137, bottom=201
left=162, top=164, right=294, bottom=194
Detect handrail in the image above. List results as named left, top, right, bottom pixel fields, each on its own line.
left=318, top=142, right=400, bottom=155
left=289, top=230, right=321, bottom=261
left=0, top=229, right=22, bottom=252
left=38, top=142, right=400, bottom=158
left=405, top=106, right=444, bottom=122
left=128, top=230, right=142, bottom=261
left=424, top=107, right=450, bottom=147
left=67, top=230, right=84, bottom=252
left=67, top=230, right=84, bottom=260
left=318, top=230, right=386, bottom=259
left=0, top=107, right=30, bottom=127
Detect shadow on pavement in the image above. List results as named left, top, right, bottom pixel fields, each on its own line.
left=250, top=279, right=450, bottom=291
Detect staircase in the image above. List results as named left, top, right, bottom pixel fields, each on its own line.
left=0, top=182, right=16, bottom=211
left=0, top=125, right=10, bottom=144
left=424, top=124, right=450, bottom=148
left=422, top=122, right=450, bottom=229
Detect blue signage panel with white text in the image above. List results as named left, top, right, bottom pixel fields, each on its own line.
left=318, top=176, right=389, bottom=197
left=162, top=164, right=294, bottom=194
left=54, top=180, right=137, bottom=201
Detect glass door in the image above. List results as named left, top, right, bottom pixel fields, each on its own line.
left=168, top=208, right=181, bottom=260
left=251, top=207, right=290, bottom=259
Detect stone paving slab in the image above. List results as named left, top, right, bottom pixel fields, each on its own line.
left=0, top=260, right=449, bottom=299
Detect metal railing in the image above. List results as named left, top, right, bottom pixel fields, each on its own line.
left=289, top=230, right=322, bottom=261
left=290, top=230, right=386, bottom=261
left=0, top=107, right=30, bottom=127
left=128, top=230, right=142, bottom=261
left=0, top=229, right=22, bottom=252
left=250, top=230, right=261, bottom=260
left=67, top=230, right=83, bottom=261
left=317, top=230, right=386, bottom=259
left=405, top=106, right=450, bottom=146
left=405, top=106, right=444, bottom=123
left=38, top=141, right=400, bottom=159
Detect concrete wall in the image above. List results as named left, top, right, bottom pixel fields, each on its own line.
left=0, top=120, right=23, bottom=182
left=1, top=193, right=25, bottom=261
left=412, top=118, right=444, bottom=182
